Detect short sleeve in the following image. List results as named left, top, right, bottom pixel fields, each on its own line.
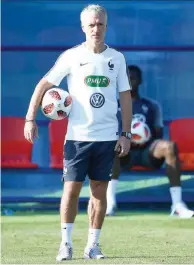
left=152, top=101, right=164, bottom=127
left=117, top=54, right=131, bottom=92
left=44, top=51, right=71, bottom=86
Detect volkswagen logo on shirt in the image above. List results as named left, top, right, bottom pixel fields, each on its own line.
left=90, top=93, right=105, bottom=108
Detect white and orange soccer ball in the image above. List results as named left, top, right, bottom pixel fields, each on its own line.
left=41, top=88, right=72, bottom=120
left=131, top=119, right=151, bottom=144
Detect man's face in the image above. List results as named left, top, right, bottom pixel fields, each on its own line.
left=129, top=70, right=141, bottom=92
left=82, top=12, right=107, bottom=45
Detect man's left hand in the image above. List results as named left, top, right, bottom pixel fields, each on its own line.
left=114, top=136, right=131, bottom=157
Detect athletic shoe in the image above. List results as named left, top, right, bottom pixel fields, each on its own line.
left=84, top=243, right=105, bottom=259
left=56, top=242, right=72, bottom=261
left=171, top=202, right=194, bottom=218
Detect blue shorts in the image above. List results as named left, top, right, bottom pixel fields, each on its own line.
left=63, top=140, right=117, bottom=182
left=119, top=140, right=164, bottom=169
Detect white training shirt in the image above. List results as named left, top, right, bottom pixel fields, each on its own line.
left=44, top=43, right=131, bottom=141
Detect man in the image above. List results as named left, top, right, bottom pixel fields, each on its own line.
left=106, top=65, right=194, bottom=218
left=24, top=5, right=132, bottom=261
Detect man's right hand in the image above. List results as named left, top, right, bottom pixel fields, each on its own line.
left=24, top=120, right=38, bottom=143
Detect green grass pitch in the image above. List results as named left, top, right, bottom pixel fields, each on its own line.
left=1, top=211, right=194, bottom=264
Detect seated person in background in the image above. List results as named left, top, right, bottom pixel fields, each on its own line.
left=106, top=65, right=194, bottom=218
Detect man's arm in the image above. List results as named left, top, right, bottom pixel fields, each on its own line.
left=24, top=78, right=53, bottom=143
left=25, top=78, right=53, bottom=121
left=152, top=100, right=164, bottom=139
left=24, top=51, right=71, bottom=143
left=154, top=127, right=163, bottom=139
left=26, top=51, right=71, bottom=120
left=115, top=90, right=132, bottom=157
left=115, top=53, right=132, bottom=156
left=119, top=90, right=132, bottom=132
left=117, top=54, right=132, bottom=132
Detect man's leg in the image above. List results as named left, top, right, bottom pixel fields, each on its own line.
left=56, top=140, right=91, bottom=261
left=60, top=181, right=83, bottom=242
left=56, top=181, right=83, bottom=261
left=150, top=140, right=194, bottom=218
left=106, top=152, right=132, bottom=216
left=84, top=141, right=116, bottom=259
left=84, top=180, right=108, bottom=259
left=88, top=180, right=108, bottom=241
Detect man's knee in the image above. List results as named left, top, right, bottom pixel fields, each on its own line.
left=163, top=141, right=178, bottom=158
left=90, top=181, right=108, bottom=200
left=153, top=140, right=178, bottom=159
left=62, top=181, right=82, bottom=199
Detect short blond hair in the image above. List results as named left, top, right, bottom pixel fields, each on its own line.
left=80, top=4, right=107, bottom=25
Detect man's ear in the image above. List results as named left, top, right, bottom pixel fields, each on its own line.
left=81, top=24, right=85, bottom=33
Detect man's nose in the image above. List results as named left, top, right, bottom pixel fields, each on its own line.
left=93, top=25, right=99, bottom=32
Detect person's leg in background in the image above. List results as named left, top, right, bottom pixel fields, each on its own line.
left=84, top=141, right=116, bottom=259
left=106, top=151, right=133, bottom=216
left=106, top=156, right=121, bottom=216
left=106, top=109, right=123, bottom=216
left=149, top=140, right=194, bottom=218
left=106, top=156, right=120, bottom=216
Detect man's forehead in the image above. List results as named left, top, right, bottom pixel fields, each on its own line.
left=83, top=12, right=106, bottom=24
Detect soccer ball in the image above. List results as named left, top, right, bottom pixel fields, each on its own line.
left=131, top=119, right=151, bottom=144
left=41, top=88, right=72, bottom=120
